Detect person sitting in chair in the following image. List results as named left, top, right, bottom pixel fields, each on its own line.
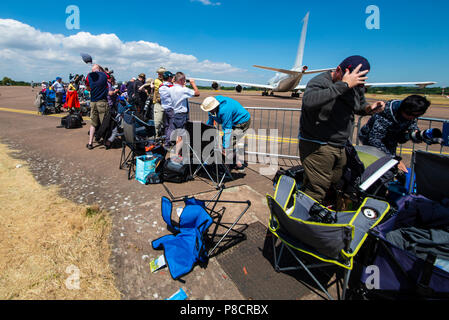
left=200, top=96, right=251, bottom=172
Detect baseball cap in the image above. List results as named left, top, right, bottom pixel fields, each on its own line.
left=339, top=55, right=370, bottom=72
left=157, top=67, right=167, bottom=74
left=163, top=71, right=174, bottom=80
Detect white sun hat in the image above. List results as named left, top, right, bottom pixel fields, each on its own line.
left=200, top=97, right=220, bottom=112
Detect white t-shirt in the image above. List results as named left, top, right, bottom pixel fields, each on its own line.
left=159, top=82, right=173, bottom=110
left=169, top=84, right=194, bottom=114
left=52, top=81, right=64, bottom=93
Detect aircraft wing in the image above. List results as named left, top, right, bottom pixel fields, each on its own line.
left=365, top=81, right=437, bottom=88
left=304, top=68, right=335, bottom=75
left=254, top=65, right=335, bottom=75
left=253, top=65, right=300, bottom=76
left=190, top=77, right=275, bottom=90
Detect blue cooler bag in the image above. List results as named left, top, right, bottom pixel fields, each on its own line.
left=135, top=154, right=163, bottom=185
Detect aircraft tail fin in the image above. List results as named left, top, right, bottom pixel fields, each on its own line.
left=293, top=12, right=309, bottom=70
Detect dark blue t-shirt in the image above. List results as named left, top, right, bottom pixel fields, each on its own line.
left=87, top=72, right=108, bottom=102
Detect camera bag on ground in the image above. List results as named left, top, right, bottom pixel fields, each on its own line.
left=60, top=112, right=84, bottom=129
left=162, top=157, right=192, bottom=183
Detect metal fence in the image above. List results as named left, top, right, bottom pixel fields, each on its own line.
left=189, top=101, right=449, bottom=166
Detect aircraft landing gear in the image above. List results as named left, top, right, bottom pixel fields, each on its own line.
left=291, top=92, right=300, bottom=98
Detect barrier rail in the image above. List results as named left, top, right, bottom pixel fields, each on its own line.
left=189, top=101, right=449, bottom=166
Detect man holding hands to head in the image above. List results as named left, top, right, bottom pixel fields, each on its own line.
left=299, top=55, right=385, bottom=203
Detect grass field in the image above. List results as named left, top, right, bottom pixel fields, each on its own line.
left=0, top=143, right=120, bottom=300
left=366, top=94, right=449, bottom=106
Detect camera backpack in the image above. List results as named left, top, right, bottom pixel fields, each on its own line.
left=161, top=157, right=192, bottom=183
left=61, top=113, right=83, bottom=129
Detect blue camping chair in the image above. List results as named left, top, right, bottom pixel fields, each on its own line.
left=152, top=197, right=214, bottom=280
left=153, top=190, right=251, bottom=280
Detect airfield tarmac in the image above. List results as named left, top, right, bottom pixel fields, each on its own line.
left=0, top=86, right=448, bottom=300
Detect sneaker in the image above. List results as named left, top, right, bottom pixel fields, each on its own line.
left=86, top=144, right=94, bottom=150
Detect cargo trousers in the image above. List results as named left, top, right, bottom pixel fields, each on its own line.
left=299, top=139, right=347, bottom=203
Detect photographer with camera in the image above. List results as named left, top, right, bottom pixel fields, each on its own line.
left=359, top=95, right=442, bottom=173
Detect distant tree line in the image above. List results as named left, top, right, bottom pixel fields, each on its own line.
left=0, top=77, right=31, bottom=86
left=366, top=86, right=448, bottom=95
left=195, top=84, right=447, bottom=94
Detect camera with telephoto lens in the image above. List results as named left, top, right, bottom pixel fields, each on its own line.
left=308, top=203, right=338, bottom=224
left=406, top=128, right=444, bottom=145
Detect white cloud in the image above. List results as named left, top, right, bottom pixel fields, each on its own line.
left=0, top=18, right=241, bottom=82
left=191, top=0, right=221, bottom=6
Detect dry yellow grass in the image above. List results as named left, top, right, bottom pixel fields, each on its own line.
left=0, top=143, right=121, bottom=300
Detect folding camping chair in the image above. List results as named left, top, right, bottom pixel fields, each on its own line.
left=156, top=187, right=251, bottom=267
left=184, top=121, right=234, bottom=189
left=152, top=197, right=214, bottom=280
left=267, top=175, right=390, bottom=300
left=350, top=151, right=449, bottom=300
left=333, top=145, right=400, bottom=210
left=356, top=147, right=400, bottom=199
left=119, top=111, right=158, bottom=180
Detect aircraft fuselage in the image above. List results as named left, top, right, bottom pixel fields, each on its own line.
left=272, top=73, right=304, bottom=92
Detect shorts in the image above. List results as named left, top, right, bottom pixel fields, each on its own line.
left=172, top=112, right=188, bottom=130
left=90, top=100, right=109, bottom=128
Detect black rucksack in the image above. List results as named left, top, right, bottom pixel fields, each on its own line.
left=161, top=158, right=192, bottom=183
left=273, top=165, right=305, bottom=188
left=60, top=113, right=83, bottom=129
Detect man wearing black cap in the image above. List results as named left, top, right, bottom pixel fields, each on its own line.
left=298, top=55, right=385, bottom=204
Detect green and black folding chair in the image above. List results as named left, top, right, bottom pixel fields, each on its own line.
left=267, top=175, right=390, bottom=300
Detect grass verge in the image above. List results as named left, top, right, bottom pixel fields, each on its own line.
left=0, top=143, right=121, bottom=300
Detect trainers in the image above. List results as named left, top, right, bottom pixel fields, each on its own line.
left=86, top=144, right=94, bottom=150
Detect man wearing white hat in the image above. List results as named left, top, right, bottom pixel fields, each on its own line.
left=201, top=96, right=251, bottom=171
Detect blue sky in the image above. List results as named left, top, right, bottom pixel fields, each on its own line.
left=1, top=0, right=448, bottom=86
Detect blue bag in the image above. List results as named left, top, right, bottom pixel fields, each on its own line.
left=135, top=153, right=163, bottom=185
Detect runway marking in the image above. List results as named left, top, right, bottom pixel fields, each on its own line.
left=0, top=107, right=91, bottom=121
left=1, top=106, right=447, bottom=156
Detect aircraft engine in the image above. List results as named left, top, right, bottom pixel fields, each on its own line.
left=235, top=85, right=243, bottom=93
left=212, top=82, right=220, bottom=90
